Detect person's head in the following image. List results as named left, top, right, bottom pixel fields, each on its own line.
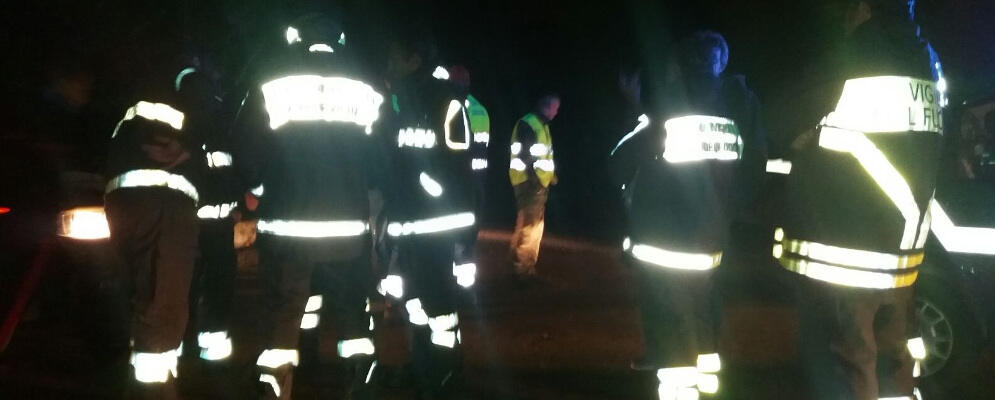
left=679, top=31, right=729, bottom=78
left=535, top=93, right=561, bottom=121
left=845, top=0, right=915, bottom=35
left=387, top=29, right=438, bottom=81
left=448, top=65, right=471, bottom=92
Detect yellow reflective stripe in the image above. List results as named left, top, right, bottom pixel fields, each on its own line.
left=928, top=199, right=995, bottom=255
left=823, top=76, right=942, bottom=133
left=777, top=256, right=918, bottom=289
left=819, top=127, right=924, bottom=249
left=629, top=242, right=722, bottom=271
left=774, top=235, right=923, bottom=271
left=106, top=169, right=199, bottom=203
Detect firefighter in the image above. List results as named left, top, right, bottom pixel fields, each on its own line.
left=770, top=1, right=940, bottom=398
left=611, top=31, right=765, bottom=399
left=231, top=13, right=385, bottom=399
left=508, top=93, right=560, bottom=280
left=104, top=70, right=206, bottom=399
left=448, top=65, right=488, bottom=289
left=379, top=31, right=476, bottom=398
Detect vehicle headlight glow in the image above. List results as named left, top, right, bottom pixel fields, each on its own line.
left=58, top=206, right=111, bottom=240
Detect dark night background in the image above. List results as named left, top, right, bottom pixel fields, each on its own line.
left=2, top=0, right=994, bottom=240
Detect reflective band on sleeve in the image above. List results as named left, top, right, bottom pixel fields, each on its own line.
left=112, top=101, right=185, bottom=137
left=472, top=159, right=488, bottom=170
left=823, top=76, right=942, bottom=134
left=473, top=132, right=490, bottom=144
left=662, top=115, right=742, bottom=163
left=529, top=143, right=550, bottom=157
left=444, top=99, right=470, bottom=150
left=398, top=127, right=437, bottom=148
left=256, top=219, right=369, bottom=238
left=131, top=346, right=182, bottom=383
left=629, top=242, right=722, bottom=271
left=766, top=159, right=792, bottom=174
left=260, top=374, right=281, bottom=397
left=776, top=256, right=918, bottom=289
left=106, top=170, right=199, bottom=203
left=453, top=262, right=476, bottom=288
left=308, top=43, right=334, bottom=53
left=305, top=295, right=323, bottom=312
left=175, top=67, right=197, bottom=92
left=428, top=313, right=459, bottom=332
left=197, top=331, right=232, bottom=361
left=432, top=66, right=449, bottom=80
left=257, top=349, right=299, bottom=369
left=419, top=172, right=444, bottom=197
left=929, top=199, right=995, bottom=255
left=532, top=159, right=555, bottom=172
left=377, top=275, right=404, bottom=298
left=261, top=75, right=383, bottom=133
left=300, top=313, right=319, bottom=329
left=386, top=212, right=475, bottom=237
left=197, top=202, right=237, bottom=220
left=510, top=142, right=522, bottom=155
left=206, top=151, right=233, bottom=168
left=774, top=232, right=923, bottom=271
left=696, top=353, right=721, bottom=373
left=430, top=331, right=458, bottom=348
left=250, top=184, right=264, bottom=197
left=509, top=158, right=527, bottom=171
left=337, top=337, right=375, bottom=358
left=405, top=299, right=429, bottom=326
left=819, top=127, right=925, bottom=250
left=611, top=114, right=650, bottom=156
left=907, top=337, right=926, bottom=360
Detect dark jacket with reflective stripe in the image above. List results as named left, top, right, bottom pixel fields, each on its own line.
left=233, top=48, right=386, bottom=225
left=382, top=72, right=474, bottom=225
left=778, top=18, right=942, bottom=257
left=614, top=74, right=765, bottom=254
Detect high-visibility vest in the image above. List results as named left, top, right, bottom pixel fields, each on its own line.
left=509, top=113, right=555, bottom=187
left=466, top=94, right=490, bottom=136
left=775, top=75, right=943, bottom=289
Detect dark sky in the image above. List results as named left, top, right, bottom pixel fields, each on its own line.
left=2, top=0, right=993, bottom=239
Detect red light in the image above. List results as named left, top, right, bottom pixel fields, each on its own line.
left=0, top=207, right=10, bottom=215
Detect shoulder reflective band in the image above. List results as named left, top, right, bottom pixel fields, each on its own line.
left=206, top=151, right=233, bottom=168
left=823, top=76, right=942, bottom=133
left=928, top=199, right=995, bottom=255
left=472, top=158, right=488, bottom=170
left=256, top=219, right=369, bottom=238
left=473, top=132, right=490, bottom=144
left=286, top=26, right=301, bottom=44
left=444, top=99, right=470, bottom=150
left=453, top=262, right=476, bottom=288
left=663, top=115, right=742, bottom=163
left=433, top=66, right=449, bottom=80
left=308, top=43, right=333, bottom=53
left=766, top=159, right=792, bottom=174
left=261, top=75, right=384, bottom=133
left=819, top=127, right=927, bottom=250
left=175, top=67, right=197, bottom=92
left=428, top=313, right=459, bottom=332
left=106, top=169, right=199, bottom=203
left=533, top=159, right=556, bottom=172
left=386, top=211, right=475, bottom=236
left=257, top=349, right=299, bottom=369
left=611, top=114, right=650, bottom=156
left=405, top=298, right=429, bottom=325
left=398, top=127, right=437, bottom=148
left=628, top=241, right=722, bottom=271
left=773, top=229, right=923, bottom=271
left=197, top=202, right=238, bottom=220
left=112, top=101, right=185, bottom=137
left=777, top=256, right=917, bottom=289
left=197, top=331, right=232, bottom=361
left=419, top=172, right=443, bottom=197
left=338, top=338, right=375, bottom=358
left=131, top=345, right=182, bottom=383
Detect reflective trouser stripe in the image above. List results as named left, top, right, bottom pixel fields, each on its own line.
left=131, top=346, right=182, bottom=383
left=386, top=212, right=475, bottom=236
left=197, top=331, right=232, bottom=361
left=626, top=240, right=722, bottom=271
left=337, top=337, right=376, bottom=358
left=257, top=349, right=299, bottom=369
left=657, top=354, right=721, bottom=399
left=774, top=229, right=923, bottom=271
left=106, top=169, right=199, bottom=203
left=256, top=219, right=369, bottom=238
left=776, top=256, right=918, bottom=289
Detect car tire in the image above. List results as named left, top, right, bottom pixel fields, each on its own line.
left=914, top=277, right=982, bottom=383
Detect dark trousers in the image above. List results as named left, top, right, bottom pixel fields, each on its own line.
left=631, top=256, right=718, bottom=367
left=255, top=235, right=372, bottom=399
left=105, top=188, right=199, bottom=399
left=192, top=218, right=237, bottom=339
left=796, top=276, right=916, bottom=400
left=510, top=180, right=548, bottom=275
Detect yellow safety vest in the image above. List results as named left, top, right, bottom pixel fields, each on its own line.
left=466, top=94, right=489, bottom=135
left=509, top=113, right=555, bottom=187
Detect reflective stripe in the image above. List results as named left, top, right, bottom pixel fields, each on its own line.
left=377, top=275, right=404, bottom=298
left=419, top=172, right=444, bottom=197
left=453, top=262, right=476, bottom=288
left=305, top=295, right=323, bottom=312
left=250, top=184, right=264, bottom=197
left=657, top=367, right=698, bottom=387
left=696, top=353, right=721, bottom=373
left=197, top=202, right=237, bottom=220
left=366, top=361, right=377, bottom=383
left=257, top=219, right=369, bottom=238
left=662, top=115, right=741, bottom=163
left=773, top=230, right=923, bottom=271
left=430, top=331, right=458, bottom=348
left=206, top=151, right=233, bottom=168
left=175, top=67, right=197, bottom=92
left=260, top=374, right=281, bottom=397
left=819, top=127, right=925, bottom=249
left=106, top=170, right=199, bottom=203
left=257, top=349, right=299, bottom=369
left=428, top=313, right=459, bottom=332
left=471, top=158, right=488, bottom=170
left=929, top=199, right=995, bottom=255
left=530, top=143, right=550, bottom=157
left=509, top=158, right=527, bottom=171
left=823, top=76, right=942, bottom=133
left=261, top=75, right=383, bottom=133
left=696, top=374, right=718, bottom=394
left=444, top=99, right=470, bottom=150
left=611, top=114, right=650, bottom=156
left=386, top=212, right=475, bottom=236
left=766, top=159, right=792, bottom=174
left=131, top=345, right=181, bottom=383
left=308, top=43, right=333, bottom=53
left=405, top=299, right=429, bottom=325
left=432, top=66, right=449, bottom=80
left=197, top=331, right=232, bottom=361
left=473, top=132, right=490, bottom=144
left=629, top=242, right=722, bottom=271
left=907, top=337, right=926, bottom=360
left=533, top=159, right=555, bottom=172
left=112, top=101, right=185, bottom=137
left=777, top=256, right=918, bottom=289
left=622, top=237, right=632, bottom=251
left=657, top=358, right=720, bottom=399
left=337, top=337, right=375, bottom=358
left=658, top=386, right=701, bottom=400
left=285, top=26, right=301, bottom=44
left=398, top=127, right=437, bottom=148
left=510, top=142, right=522, bottom=155
left=300, top=313, right=319, bottom=329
